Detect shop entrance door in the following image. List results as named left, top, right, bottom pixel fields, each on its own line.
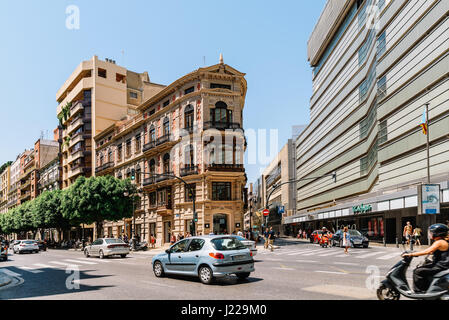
left=385, top=218, right=396, bottom=243
left=164, top=221, right=171, bottom=244
left=213, top=214, right=228, bottom=234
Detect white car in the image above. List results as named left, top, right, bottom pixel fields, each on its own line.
left=232, top=236, right=258, bottom=256
left=84, top=238, right=130, bottom=259
left=13, top=240, right=39, bottom=254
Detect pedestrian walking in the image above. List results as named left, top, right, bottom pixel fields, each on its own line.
left=413, top=226, right=422, bottom=246
left=343, top=227, right=350, bottom=254
left=268, top=227, right=275, bottom=252
left=403, top=221, right=413, bottom=245
left=302, top=230, right=306, bottom=240
left=237, top=229, right=243, bottom=237
left=263, top=228, right=269, bottom=250
left=170, top=234, right=176, bottom=245
left=150, top=234, right=156, bottom=248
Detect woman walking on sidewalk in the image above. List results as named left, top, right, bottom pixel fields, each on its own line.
left=343, top=227, right=351, bottom=254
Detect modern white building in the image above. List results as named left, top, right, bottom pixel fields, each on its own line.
left=287, top=0, right=449, bottom=244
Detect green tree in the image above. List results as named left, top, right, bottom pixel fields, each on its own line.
left=62, top=176, right=136, bottom=239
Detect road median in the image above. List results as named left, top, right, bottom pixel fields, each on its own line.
left=0, top=274, right=12, bottom=288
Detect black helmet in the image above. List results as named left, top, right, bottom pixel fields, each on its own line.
left=428, top=224, right=449, bottom=238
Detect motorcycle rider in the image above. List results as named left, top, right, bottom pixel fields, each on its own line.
left=402, top=224, right=449, bottom=293
left=320, top=227, right=330, bottom=246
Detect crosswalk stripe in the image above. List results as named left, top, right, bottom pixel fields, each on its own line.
left=302, top=250, right=332, bottom=256
left=64, top=259, right=97, bottom=265
left=33, top=263, right=57, bottom=269
left=17, top=266, right=43, bottom=274
left=318, top=251, right=342, bottom=257
left=49, top=261, right=80, bottom=267
left=356, top=252, right=384, bottom=259
left=376, top=252, right=402, bottom=260
left=0, top=268, right=22, bottom=277
left=286, top=250, right=315, bottom=256
left=78, top=258, right=109, bottom=263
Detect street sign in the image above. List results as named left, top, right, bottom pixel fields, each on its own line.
left=263, top=209, right=269, bottom=216
left=420, top=184, right=440, bottom=214
left=278, top=206, right=285, bottom=214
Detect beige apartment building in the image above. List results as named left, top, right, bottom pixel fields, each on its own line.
left=0, top=166, right=10, bottom=213
left=95, top=58, right=248, bottom=246
left=56, top=55, right=165, bottom=189
left=7, top=155, right=21, bottom=211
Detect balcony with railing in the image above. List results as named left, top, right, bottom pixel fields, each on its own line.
left=143, top=177, right=156, bottom=186
left=68, top=165, right=91, bottom=179
left=203, top=121, right=242, bottom=131
left=67, top=116, right=85, bottom=134
left=206, top=164, right=244, bottom=172
left=21, top=164, right=36, bottom=180
left=114, top=113, right=144, bottom=136
left=95, top=161, right=115, bottom=174
left=143, top=141, right=156, bottom=153
left=20, top=191, right=31, bottom=202
left=180, top=165, right=199, bottom=177
left=156, top=134, right=171, bottom=146
left=155, top=171, right=174, bottom=183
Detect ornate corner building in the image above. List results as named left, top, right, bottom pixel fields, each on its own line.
left=95, top=58, right=248, bottom=246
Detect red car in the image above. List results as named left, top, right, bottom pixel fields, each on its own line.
left=310, top=230, right=333, bottom=245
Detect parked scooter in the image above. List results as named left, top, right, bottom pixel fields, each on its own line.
left=129, top=240, right=148, bottom=251
left=377, top=251, right=449, bottom=300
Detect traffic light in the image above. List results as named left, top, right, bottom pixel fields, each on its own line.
left=131, top=168, right=135, bottom=180
left=193, top=211, right=198, bottom=223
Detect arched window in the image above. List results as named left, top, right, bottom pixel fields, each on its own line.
left=149, top=124, right=155, bottom=142
left=108, top=149, right=113, bottom=163
left=211, top=101, right=232, bottom=124
left=136, top=165, right=141, bottom=184
left=184, top=105, right=194, bottom=130
left=149, top=159, right=156, bottom=174
left=163, top=153, right=170, bottom=173
left=163, top=117, right=170, bottom=136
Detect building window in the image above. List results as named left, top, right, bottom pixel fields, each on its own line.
left=212, top=182, right=231, bottom=201
left=117, top=145, right=123, bottom=162
left=163, top=100, right=170, bottom=107
left=163, top=153, right=170, bottom=173
left=116, top=73, right=126, bottom=83
left=210, top=101, right=232, bottom=124
left=149, top=126, right=156, bottom=142
left=98, top=68, right=107, bottom=78
left=136, top=167, right=141, bottom=184
left=379, top=120, right=388, bottom=144
left=211, top=83, right=231, bottom=90
left=149, top=109, right=155, bottom=116
left=135, top=134, right=141, bottom=154
left=184, top=87, right=194, bottom=95
left=377, top=76, right=387, bottom=99
left=359, top=104, right=377, bottom=139
left=108, top=149, right=113, bottom=163
left=149, top=192, right=156, bottom=207
left=377, top=31, right=386, bottom=57
left=126, top=139, right=132, bottom=158
left=184, top=105, right=194, bottom=129
left=163, top=118, right=170, bottom=136
left=129, top=91, right=138, bottom=99
left=185, top=184, right=196, bottom=202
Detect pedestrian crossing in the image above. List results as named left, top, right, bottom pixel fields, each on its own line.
left=257, top=246, right=403, bottom=261
left=0, top=256, right=128, bottom=277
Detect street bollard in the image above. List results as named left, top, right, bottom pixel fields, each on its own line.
left=396, top=237, right=399, bottom=248
left=383, top=237, right=386, bottom=247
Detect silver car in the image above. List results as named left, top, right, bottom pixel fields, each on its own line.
left=232, top=236, right=258, bottom=256
left=13, top=240, right=39, bottom=254
left=84, top=238, right=129, bottom=259
left=152, top=235, right=255, bottom=284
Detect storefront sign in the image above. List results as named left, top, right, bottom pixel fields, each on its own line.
left=421, top=184, right=440, bottom=214
left=352, top=204, right=372, bottom=214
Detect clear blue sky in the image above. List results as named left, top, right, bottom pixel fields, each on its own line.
left=0, top=0, right=326, bottom=184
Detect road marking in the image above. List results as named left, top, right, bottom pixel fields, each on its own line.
left=315, top=270, right=347, bottom=275
left=64, top=259, right=97, bottom=265
left=78, top=258, right=110, bottom=263
left=33, top=263, right=58, bottom=269
left=318, top=251, right=342, bottom=257
left=263, top=258, right=283, bottom=261
left=302, top=250, right=331, bottom=256
left=17, top=266, right=44, bottom=274
left=286, top=249, right=315, bottom=256
left=296, top=260, right=318, bottom=263
left=356, top=252, right=384, bottom=259
left=333, top=262, right=359, bottom=266
left=0, top=268, right=22, bottom=277
left=141, top=280, right=175, bottom=288
left=273, top=267, right=295, bottom=271
left=49, top=261, right=80, bottom=267
left=377, top=252, right=402, bottom=260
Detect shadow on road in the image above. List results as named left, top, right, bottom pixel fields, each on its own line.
left=160, top=274, right=264, bottom=287
left=0, top=266, right=114, bottom=300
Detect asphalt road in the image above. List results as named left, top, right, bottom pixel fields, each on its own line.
left=0, top=239, right=422, bottom=300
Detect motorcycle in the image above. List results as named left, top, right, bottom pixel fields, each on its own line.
left=129, top=240, right=148, bottom=251
left=377, top=251, right=449, bottom=300
left=320, top=234, right=331, bottom=248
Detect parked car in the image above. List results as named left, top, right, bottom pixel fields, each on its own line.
left=84, top=238, right=129, bottom=259
left=128, top=239, right=148, bottom=251
left=332, top=229, right=369, bottom=248
left=1, top=241, right=8, bottom=261
left=232, top=235, right=257, bottom=256
left=13, top=240, right=39, bottom=254
left=152, top=235, right=255, bottom=284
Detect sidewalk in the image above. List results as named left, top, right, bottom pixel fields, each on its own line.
left=0, top=273, right=12, bottom=288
